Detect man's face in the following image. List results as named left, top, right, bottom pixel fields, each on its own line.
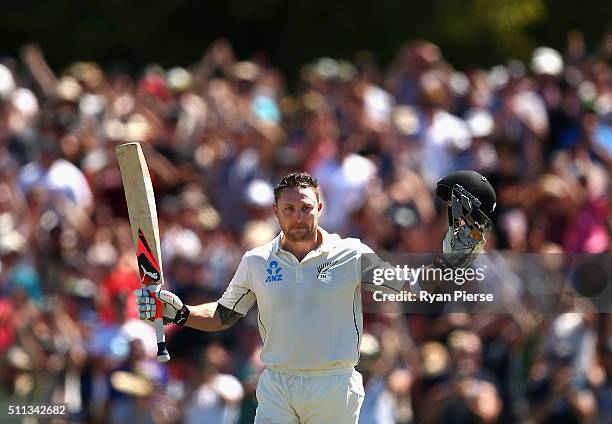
left=273, top=187, right=322, bottom=242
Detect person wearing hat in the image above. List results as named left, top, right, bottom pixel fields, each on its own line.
left=136, top=170, right=496, bottom=423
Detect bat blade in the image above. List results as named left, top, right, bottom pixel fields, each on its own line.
left=137, top=228, right=162, bottom=285
left=116, top=142, right=170, bottom=363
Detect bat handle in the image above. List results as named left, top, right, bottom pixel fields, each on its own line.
left=151, top=291, right=170, bottom=363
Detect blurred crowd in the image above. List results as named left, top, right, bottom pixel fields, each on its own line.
left=0, top=28, right=611, bottom=423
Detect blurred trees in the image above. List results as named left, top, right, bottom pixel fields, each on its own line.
left=0, top=0, right=609, bottom=80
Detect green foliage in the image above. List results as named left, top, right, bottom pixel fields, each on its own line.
left=0, top=0, right=608, bottom=81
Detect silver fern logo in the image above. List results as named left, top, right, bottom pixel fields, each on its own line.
left=317, top=260, right=338, bottom=283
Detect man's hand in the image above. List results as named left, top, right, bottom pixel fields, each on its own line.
left=134, top=288, right=190, bottom=325
left=437, top=227, right=486, bottom=268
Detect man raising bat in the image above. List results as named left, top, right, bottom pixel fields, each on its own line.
left=135, top=171, right=496, bottom=423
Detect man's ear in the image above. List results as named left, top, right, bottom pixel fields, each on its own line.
left=272, top=203, right=278, bottom=218
left=316, top=202, right=323, bottom=216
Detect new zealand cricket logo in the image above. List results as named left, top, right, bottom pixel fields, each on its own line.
left=137, top=229, right=161, bottom=285
left=317, top=260, right=337, bottom=283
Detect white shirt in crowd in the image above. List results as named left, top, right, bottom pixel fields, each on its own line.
left=18, top=158, right=93, bottom=210
left=422, top=110, right=472, bottom=188
left=183, top=373, right=244, bottom=424
left=313, top=154, right=377, bottom=234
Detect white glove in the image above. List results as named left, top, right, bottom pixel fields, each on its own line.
left=134, top=287, right=186, bottom=325
left=441, top=227, right=486, bottom=268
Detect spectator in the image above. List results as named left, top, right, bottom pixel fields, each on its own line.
left=182, top=344, right=244, bottom=424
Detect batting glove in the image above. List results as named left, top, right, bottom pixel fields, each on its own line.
left=436, top=227, right=486, bottom=269
left=134, top=288, right=190, bottom=325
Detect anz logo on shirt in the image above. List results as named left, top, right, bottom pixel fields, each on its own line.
left=265, top=260, right=283, bottom=282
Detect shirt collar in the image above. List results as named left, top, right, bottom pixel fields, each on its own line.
left=273, top=227, right=336, bottom=255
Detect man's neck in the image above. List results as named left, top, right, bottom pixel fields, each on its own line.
left=281, top=228, right=322, bottom=262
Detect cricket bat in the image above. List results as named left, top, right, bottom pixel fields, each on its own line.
left=116, top=142, right=170, bottom=363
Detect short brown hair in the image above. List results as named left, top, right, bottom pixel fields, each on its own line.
left=274, top=172, right=320, bottom=204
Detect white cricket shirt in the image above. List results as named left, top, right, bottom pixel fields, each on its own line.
left=218, top=228, right=403, bottom=372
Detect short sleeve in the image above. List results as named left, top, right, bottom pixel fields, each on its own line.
left=218, top=254, right=257, bottom=315
left=355, top=241, right=413, bottom=294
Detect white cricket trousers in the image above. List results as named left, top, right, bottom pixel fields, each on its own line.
left=254, top=367, right=365, bottom=424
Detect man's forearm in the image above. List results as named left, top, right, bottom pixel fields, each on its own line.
left=184, top=302, right=244, bottom=331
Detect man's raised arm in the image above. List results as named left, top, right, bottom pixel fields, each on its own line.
left=134, top=290, right=246, bottom=331
left=361, top=170, right=495, bottom=293
left=186, top=302, right=245, bottom=331
left=135, top=253, right=257, bottom=332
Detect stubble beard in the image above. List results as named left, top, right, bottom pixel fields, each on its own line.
left=284, top=224, right=316, bottom=242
